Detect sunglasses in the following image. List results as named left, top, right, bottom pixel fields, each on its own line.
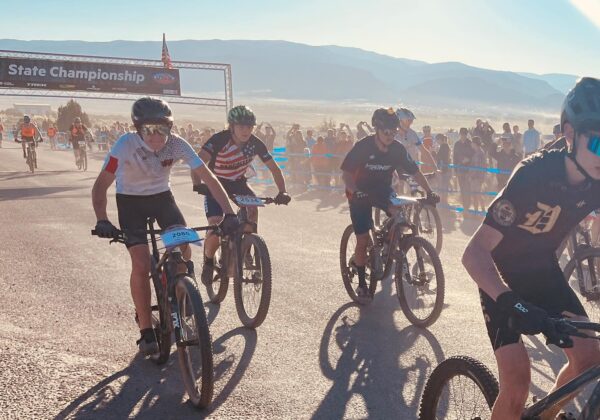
left=588, top=135, right=600, bottom=156
left=381, top=128, right=398, bottom=136
left=140, top=124, right=171, bottom=136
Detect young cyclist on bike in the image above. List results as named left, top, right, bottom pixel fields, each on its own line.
left=69, top=117, right=93, bottom=167
left=14, top=115, right=42, bottom=160
left=195, top=105, right=291, bottom=287
left=341, top=107, right=438, bottom=303
left=91, top=97, right=239, bottom=355
left=462, top=77, right=600, bottom=420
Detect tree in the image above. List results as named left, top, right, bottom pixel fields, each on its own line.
left=56, top=99, right=91, bottom=132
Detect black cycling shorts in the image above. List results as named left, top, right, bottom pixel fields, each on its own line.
left=348, top=187, right=393, bottom=235
left=204, top=178, right=255, bottom=218
left=480, top=268, right=587, bottom=351
left=116, top=190, right=186, bottom=248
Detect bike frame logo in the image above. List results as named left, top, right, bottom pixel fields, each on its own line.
left=517, top=202, right=561, bottom=234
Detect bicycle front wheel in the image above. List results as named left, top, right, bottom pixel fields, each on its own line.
left=82, top=150, right=88, bottom=171
left=150, top=265, right=172, bottom=365
left=234, top=234, right=272, bottom=328
left=27, top=151, right=34, bottom=173
left=395, top=235, right=445, bottom=327
left=414, top=204, right=443, bottom=254
left=564, top=246, right=600, bottom=322
left=175, top=275, right=214, bottom=408
left=419, top=356, right=498, bottom=420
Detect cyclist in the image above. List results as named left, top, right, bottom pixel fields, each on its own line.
left=69, top=117, right=92, bottom=167
left=341, top=107, right=438, bottom=303
left=462, top=77, right=600, bottom=420
left=195, top=105, right=291, bottom=287
left=14, top=115, right=43, bottom=161
left=0, top=118, right=4, bottom=148
left=91, top=97, right=239, bottom=355
left=47, top=124, right=58, bottom=150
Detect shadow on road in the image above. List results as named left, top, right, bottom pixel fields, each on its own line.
left=0, top=185, right=89, bottom=201
left=53, top=327, right=257, bottom=419
left=313, top=277, right=445, bottom=419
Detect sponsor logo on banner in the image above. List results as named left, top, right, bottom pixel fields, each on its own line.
left=153, top=72, right=176, bottom=85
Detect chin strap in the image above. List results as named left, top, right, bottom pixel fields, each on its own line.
left=567, top=151, right=595, bottom=186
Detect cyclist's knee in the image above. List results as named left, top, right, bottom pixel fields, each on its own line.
left=565, top=335, right=600, bottom=372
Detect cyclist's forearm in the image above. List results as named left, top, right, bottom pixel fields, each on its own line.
left=92, top=190, right=109, bottom=221
left=197, top=166, right=234, bottom=214
left=462, top=238, right=510, bottom=300
left=412, top=171, right=433, bottom=194
left=267, top=161, right=287, bottom=192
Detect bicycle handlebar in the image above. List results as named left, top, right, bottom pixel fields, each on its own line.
left=193, top=184, right=277, bottom=205
left=91, top=225, right=218, bottom=243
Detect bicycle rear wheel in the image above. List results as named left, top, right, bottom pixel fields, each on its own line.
left=564, top=246, right=600, bottom=322
left=234, top=234, right=272, bottom=328
left=395, top=235, right=445, bottom=327
left=419, top=356, right=498, bottom=420
left=205, top=246, right=229, bottom=304
left=414, top=204, right=443, bottom=254
left=340, top=224, right=377, bottom=304
left=82, top=150, right=88, bottom=171
left=175, top=275, right=214, bottom=408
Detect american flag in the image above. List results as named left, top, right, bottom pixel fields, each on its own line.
left=214, top=141, right=256, bottom=180
left=161, top=33, right=173, bottom=69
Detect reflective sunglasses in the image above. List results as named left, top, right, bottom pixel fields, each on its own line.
left=140, top=124, right=171, bottom=136
left=381, top=128, right=398, bottom=137
left=588, top=135, right=600, bottom=157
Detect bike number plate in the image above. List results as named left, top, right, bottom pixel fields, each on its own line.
left=235, top=195, right=265, bottom=207
left=390, top=196, right=417, bottom=207
left=78, top=141, right=86, bottom=146
left=160, top=227, right=202, bottom=248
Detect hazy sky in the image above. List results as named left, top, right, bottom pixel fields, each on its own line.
left=3, top=0, right=599, bottom=77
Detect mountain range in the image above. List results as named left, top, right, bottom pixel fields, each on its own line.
left=0, top=39, right=579, bottom=109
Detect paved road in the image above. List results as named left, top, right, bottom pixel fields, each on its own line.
left=0, top=142, right=592, bottom=419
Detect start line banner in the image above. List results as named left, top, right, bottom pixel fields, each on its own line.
left=0, top=57, right=181, bottom=96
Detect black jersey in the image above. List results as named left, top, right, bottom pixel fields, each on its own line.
left=484, top=149, right=600, bottom=275
left=340, top=135, right=418, bottom=192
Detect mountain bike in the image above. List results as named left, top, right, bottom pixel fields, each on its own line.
left=92, top=220, right=215, bottom=408
left=77, top=140, right=88, bottom=171
left=340, top=195, right=445, bottom=327
left=194, top=185, right=276, bottom=329
left=375, top=173, right=443, bottom=254
left=418, top=319, right=600, bottom=420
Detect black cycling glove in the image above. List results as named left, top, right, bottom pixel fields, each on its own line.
left=220, top=214, right=240, bottom=236
left=496, top=291, right=549, bottom=335
left=95, top=220, right=119, bottom=238
left=274, top=192, right=291, bottom=205
left=425, top=191, right=440, bottom=205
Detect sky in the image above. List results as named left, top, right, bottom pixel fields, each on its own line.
left=2, top=0, right=599, bottom=77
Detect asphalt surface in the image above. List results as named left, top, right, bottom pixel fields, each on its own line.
left=0, top=142, right=595, bottom=419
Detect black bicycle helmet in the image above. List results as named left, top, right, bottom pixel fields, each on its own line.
left=371, top=107, right=400, bottom=130
left=227, top=105, right=256, bottom=126
left=131, top=97, right=174, bottom=128
left=23, top=115, right=30, bottom=123
left=561, top=77, right=600, bottom=133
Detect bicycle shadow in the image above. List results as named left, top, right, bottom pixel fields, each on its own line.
left=312, top=277, right=445, bottom=419
left=53, top=327, right=257, bottom=419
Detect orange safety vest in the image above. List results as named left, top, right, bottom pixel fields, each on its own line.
left=47, top=127, right=57, bottom=137
left=21, top=125, right=36, bottom=137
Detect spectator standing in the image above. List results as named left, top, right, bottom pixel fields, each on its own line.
left=264, top=123, right=276, bottom=151
left=420, top=125, right=438, bottom=174
left=47, top=124, right=58, bottom=150
left=435, top=133, right=451, bottom=205
left=0, top=118, right=4, bottom=148
left=311, top=136, right=330, bottom=186
left=356, top=121, right=373, bottom=140
left=512, top=124, right=523, bottom=157
left=453, top=127, right=474, bottom=212
left=470, top=137, right=487, bottom=212
left=489, top=137, right=521, bottom=189
left=306, top=129, right=316, bottom=150
left=522, top=119, right=541, bottom=156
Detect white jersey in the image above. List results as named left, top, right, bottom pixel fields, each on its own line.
left=396, top=128, right=421, bottom=162
left=102, top=132, right=204, bottom=195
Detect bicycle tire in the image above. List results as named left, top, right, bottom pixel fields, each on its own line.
left=418, top=355, right=498, bottom=420
left=82, top=150, right=88, bottom=171
left=339, top=224, right=377, bottom=304
left=205, top=246, right=229, bottom=304
left=395, top=235, right=445, bottom=327
left=234, top=234, right=272, bottom=328
left=27, top=149, right=34, bottom=173
left=563, top=246, right=600, bottom=320
left=175, top=275, right=214, bottom=408
left=149, top=262, right=172, bottom=365
left=414, top=204, right=443, bottom=254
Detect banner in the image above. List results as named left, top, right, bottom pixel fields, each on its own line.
left=0, top=57, right=181, bottom=96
